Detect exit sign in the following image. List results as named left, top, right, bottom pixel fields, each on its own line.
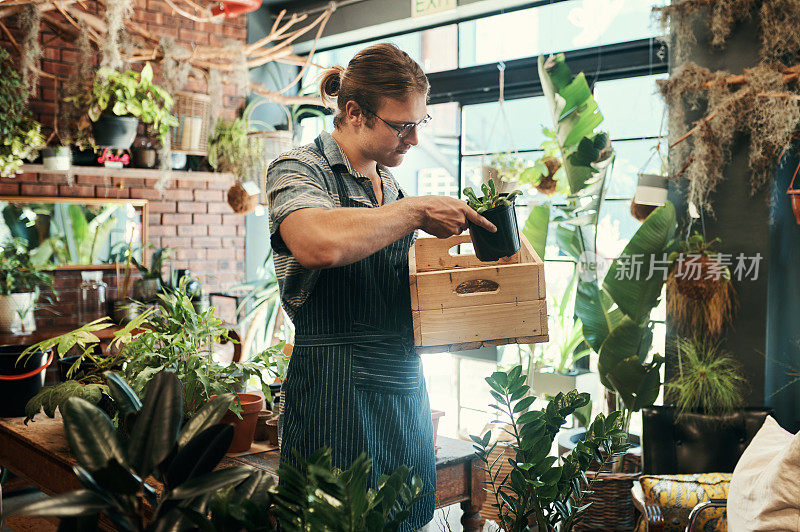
left=411, top=0, right=456, bottom=18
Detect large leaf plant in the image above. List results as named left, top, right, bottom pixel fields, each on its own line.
left=575, top=202, right=677, bottom=434
left=470, top=365, right=628, bottom=532
left=5, top=370, right=427, bottom=531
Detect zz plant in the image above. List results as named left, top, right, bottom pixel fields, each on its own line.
left=470, top=365, right=628, bottom=532
left=463, top=178, right=522, bottom=213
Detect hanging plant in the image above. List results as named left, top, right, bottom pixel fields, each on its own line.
left=207, top=114, right=262, bottom=214
left=519, top=131, right=570, bottom=197
left=18, top=2, right=42, bottom=96
left=667, top=232, right=737, bottom=338
left=653, top=0, right=800, bottom=213
left=0, top=48, right=45, bottom=177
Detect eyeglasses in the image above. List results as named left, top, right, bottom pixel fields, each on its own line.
left=361, top=106, right=432, bottom=139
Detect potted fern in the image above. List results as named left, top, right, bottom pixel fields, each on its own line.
left=131, top=246, right=171, bottom=302
left=463, top=178, right=522, bottom=261
left=68, top=63, right=178, bottom=150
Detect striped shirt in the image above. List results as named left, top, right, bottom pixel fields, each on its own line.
left=265, top=131, right=406, bottom=321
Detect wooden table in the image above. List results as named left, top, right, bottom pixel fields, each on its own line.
left=0, top=415, right=486, bottom=531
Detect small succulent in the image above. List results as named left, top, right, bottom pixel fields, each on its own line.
left=463, top=178, right=522, bottom=214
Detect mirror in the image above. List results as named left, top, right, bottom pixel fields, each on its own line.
left=0, top=196, right=148, bottom=269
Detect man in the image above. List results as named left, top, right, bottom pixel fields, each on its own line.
left=266, top=43, right=495, bottom=530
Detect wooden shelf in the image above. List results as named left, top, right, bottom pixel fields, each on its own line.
left=21, top=164, right=235, bottom=183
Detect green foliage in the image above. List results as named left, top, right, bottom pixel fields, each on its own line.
left=521, top=53, right=614, bottom=266
left=207, top=114, right=262, bottom=182
left=5, top=371, right=252, bottom=531
left=21, top=280, right=278, bottom=422
left=130, top=246, right=171, bottom=280
left=68, top=63, right=178, bottom=146
left=667, top=336, right=746, bottom=419
left=463, top=178, right=522, bottom=213
left=274, top=449, right=426, bottom=532
left=24, top=381, right=110, bottom=422
left=0, top=238, right=54, bottom=295
left=470, top=365, right=628, bottom=532
left=0, top=48, right=45, bottom=177
left=9, top=371, right=428, bottom=531
left=575, top=202, right=677, bottom=426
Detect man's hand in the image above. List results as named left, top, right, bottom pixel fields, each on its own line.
left=405, top=195, right=497, bottom=238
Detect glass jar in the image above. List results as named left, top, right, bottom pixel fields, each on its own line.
left=78, top=271, right=107, bottom=324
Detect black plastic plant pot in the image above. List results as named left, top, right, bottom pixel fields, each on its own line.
left=0, top=344, right=51, bottom=417
left=92, top=113, right=139, bottom=149
left=468, top=195, right=521, bottom=261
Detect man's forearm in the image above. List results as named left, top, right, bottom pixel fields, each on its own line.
left=285, top=198, right=422, bottom=269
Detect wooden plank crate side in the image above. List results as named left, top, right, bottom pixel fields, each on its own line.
left=414, top=299, right=547, bottom=347
left=413, top=234, right=522, bottom=273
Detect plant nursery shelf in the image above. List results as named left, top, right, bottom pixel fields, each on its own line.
left=21, top=164, right=235, bottom=183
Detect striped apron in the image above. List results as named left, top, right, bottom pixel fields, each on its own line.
left=280, top=141, right=436, bottom=530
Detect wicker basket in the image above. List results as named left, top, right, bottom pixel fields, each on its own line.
left=171, top=91, right=211, bottom=155
left=574, top=450, right=642, bottom=531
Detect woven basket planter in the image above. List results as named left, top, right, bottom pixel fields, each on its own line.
left=574, top=451, right=641, bottom=531
left=171, top=91, right=210, bottom=155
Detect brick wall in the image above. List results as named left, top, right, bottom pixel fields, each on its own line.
left=1, top=1, right=249, bottom=327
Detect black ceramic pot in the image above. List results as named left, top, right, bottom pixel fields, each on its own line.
left=0, top=345, right=50, bottom=417
left=468, top=194, right=521, bottom=261
left=92, top=113, right=139, bottom=149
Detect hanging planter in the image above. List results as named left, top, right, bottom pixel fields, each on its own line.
left=667, top=232, right=736, bottom=337
left=227, top=181, right=258, bottom=214
left=631, top=173, right=668, bottom=222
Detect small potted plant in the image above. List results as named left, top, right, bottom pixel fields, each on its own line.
left=0, top=239, right=54, bottom=333
left=0, top=48, right=46, bottom=177
left=68, top=63, right=178, bottom=150
left=207, top=115, right=262, bottom=214
left=463, top=178, right=522, bottom=261
left=131, top=246, right=171, bottom=302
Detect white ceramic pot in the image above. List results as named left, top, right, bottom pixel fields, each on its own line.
left=0, top=292, right=37, bottom=333
left=42, top=146, right=72, bottom=171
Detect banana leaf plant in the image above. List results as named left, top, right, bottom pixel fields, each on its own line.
left=3, top=370, right=252, bottom=531
left=520, top=53, right=614, bottom=266
left=470, top=365, right=628, bottom=532
left=575, top=202, right=678, bottom=436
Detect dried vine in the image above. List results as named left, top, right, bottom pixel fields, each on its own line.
left=654, top=0, right=800, bottom=212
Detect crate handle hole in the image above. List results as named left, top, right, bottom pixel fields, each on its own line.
left=448, top=243, right=475, bottom=257
left=455, top=279, right=499, bottom=295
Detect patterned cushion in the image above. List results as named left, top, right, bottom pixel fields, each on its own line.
left=635, top=473, right=730, bottom=532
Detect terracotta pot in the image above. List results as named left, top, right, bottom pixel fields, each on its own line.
left=253, top=409, right=273, bottom=441
left=215, top=393, right=264, bottom=453
left=265, top=418, right=279, bottom=446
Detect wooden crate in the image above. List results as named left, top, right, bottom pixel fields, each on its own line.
left=409, top=233, right=548, bottom=354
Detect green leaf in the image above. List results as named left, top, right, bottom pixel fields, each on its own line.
left=177, top=393, right=235, bottom=448
left=597, top=317, right=653, bottom=389
left=603, top=202, right=676, bottom=323
left=104, top=372, right=142, bottom=416
left=61, top=397, right=127, bottom=472
left=127, top=371, right=183, bottom=477
left=167, top=466, right=253, bottom=501
left=522, top=204, right=550, bottom=261
left=513, top=396, right=536, bottom=413
left=6, top=490, right=108, bottom=517
left=575, top=281, right=622, bottom=353
left=165, top=424, right=234, bottom=489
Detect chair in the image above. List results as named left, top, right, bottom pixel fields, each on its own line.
left=632, top=406, right=772, bottom=531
